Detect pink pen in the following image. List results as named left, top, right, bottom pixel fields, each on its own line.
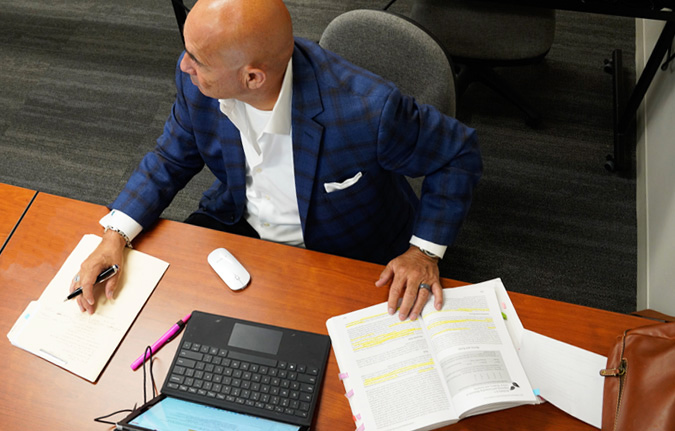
left=131, top=313, right=192, bottom=370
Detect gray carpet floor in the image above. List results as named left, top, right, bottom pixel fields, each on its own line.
left=0, top=0, right=637, bottom=313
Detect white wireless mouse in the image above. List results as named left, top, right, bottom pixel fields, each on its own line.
left=207, top=248, right=251, bottom=291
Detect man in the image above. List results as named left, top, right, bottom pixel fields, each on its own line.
left=72, top=0, right=481, bottom=321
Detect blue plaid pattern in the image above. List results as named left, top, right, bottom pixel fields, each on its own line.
left=111, top=38, right=481, bottom=264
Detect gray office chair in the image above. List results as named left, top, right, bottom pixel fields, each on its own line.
left=409, top=0, right=556, bottom=125
left=319, top=9, right=457, bottom=117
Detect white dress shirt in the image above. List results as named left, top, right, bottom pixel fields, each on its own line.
left=218, top=59, right=304, bottom=246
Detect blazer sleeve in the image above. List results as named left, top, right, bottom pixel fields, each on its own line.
left=109, top=55, right=206, bottom=228
left=376, top=88, right=482, bottom=247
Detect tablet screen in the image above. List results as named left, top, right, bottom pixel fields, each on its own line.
left=124, top=396, right=301, bottom=431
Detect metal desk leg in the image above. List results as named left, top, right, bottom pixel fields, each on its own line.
left=606, top=21, right=675, bottom=173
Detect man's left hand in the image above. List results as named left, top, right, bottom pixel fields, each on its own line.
left=375, top=246, right=443, bottom=321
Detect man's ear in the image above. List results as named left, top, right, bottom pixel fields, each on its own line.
left=244, top=67, right=266, bottom=90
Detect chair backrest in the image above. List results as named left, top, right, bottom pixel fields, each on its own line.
left=319, top=9, right=457, bottom=117
left=411, top=0, right=556, bottom=62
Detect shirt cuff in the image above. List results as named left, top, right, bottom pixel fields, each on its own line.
left=99, top=209, right=143, bottom=243
left=410, top=235, right=447, bottom=259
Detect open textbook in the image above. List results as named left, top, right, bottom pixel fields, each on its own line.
left=326, top=279, right=537, bottom=431
left=326, top=278, right=608, bottom=430
left=7, top=234, right=169, bottom=382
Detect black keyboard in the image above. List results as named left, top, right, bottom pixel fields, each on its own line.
left=160, top=311, right=331, bottom=428
left=166, top=342, right=319, bottom=421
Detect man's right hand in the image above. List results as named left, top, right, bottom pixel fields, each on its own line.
left=69, top=229, right=126, bottom=314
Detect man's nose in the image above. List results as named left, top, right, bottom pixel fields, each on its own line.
left=180, top=55, right=195, bottom=75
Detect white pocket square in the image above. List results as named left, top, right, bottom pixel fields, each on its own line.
left=324, top=171, right=363, bottom=193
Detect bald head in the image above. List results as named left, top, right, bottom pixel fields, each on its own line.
left=180, top=0, right=294, bottom=107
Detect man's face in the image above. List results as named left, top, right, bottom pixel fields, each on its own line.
left=179, top=21, right=247, bottom=100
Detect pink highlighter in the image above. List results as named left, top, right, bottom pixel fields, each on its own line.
left=131, top=313, right=192, bottom=370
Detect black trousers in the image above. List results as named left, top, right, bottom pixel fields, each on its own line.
left=184, top=212, right=261, bottom=239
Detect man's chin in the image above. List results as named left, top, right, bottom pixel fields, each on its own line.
left=190, top=79, right=215, bottom=98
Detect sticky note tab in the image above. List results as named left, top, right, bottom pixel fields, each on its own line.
left=345, top=389, right=354, bottom=398
left=339, top=372, right=349, bottom=380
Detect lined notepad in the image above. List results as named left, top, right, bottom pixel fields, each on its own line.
left=7, top=234, right=169, bottom=382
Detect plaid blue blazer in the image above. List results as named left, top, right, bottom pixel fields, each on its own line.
left=111, top=38, right=481, bottom=264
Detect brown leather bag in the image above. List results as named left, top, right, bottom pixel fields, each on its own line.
left=600, top=322, right=675, bottom=430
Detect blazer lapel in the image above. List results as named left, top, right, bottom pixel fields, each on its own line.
left=291, top=43, right=325, bottom=230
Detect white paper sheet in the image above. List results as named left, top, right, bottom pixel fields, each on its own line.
left=518, top=329, right=606, bottom=428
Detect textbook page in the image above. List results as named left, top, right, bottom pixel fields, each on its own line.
left=326, top=302, right=458, bottom=431
left=7, top=234, right=169, bottom=382
left=420, top=282, right=537, bottom=418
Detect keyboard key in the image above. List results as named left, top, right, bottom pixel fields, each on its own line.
left=176, top=358, right=196, bottom=368
left=178, top=349, right=197, bottom=358
left=297, top=374, right=317, bottom=384
left=169, top=375, right=184, bottom=384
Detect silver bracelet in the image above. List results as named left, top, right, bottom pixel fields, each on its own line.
left=104, top=226, right=133, bottom=249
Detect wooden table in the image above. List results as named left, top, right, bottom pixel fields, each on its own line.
left=0, top=192, right=650, bottom=430
left=0, top=183, right=36, bottom=253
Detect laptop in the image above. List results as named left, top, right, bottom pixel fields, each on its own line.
left=117, top=310, right=331, bottom=431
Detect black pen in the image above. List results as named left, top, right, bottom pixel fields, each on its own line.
left=64, top=264, right=119, bottom=302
